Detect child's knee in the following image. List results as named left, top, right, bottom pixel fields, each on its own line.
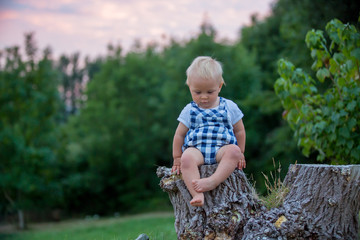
left=181, top=154, right=194, bottom=169
left=225, top=145, right=242, bottom=162
left=181, top=148, right=203, bottom=169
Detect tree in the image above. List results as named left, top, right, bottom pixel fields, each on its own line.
left=157, top=165, right=263, bottom=239
left=239, top=0, right=360, bottom=188
left=57, top=52, right=86, bottom=119
left=158, top=164, right=360, bottom=239
left=0, top=33, right=62, bottom=229
left=275, top=19, right=360, bottom=164
left=243, top=164, right=360, bottom=239
left=59, top=44, right=172, bottom=214
left=277, top=0, right=360, bottom=69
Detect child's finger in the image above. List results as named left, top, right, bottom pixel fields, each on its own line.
left=172, top=166, right=180, bottom=175
left=238, top=159, right=246, bottom=169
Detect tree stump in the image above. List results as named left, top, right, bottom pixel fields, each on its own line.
left=156, top=165, right=265, bottom=239
left=157, top=164, right=360, bottom=240
left=243, top=164, right=360, bottom=240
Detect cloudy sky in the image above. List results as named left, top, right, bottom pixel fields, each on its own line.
left=0, top=0, right=274, bottom=58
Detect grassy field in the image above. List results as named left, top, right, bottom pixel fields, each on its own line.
left=0, top=212, right=177, bottom=240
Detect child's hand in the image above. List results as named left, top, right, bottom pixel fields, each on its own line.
left=172, top=157, right=181, bottom=175
left=172, top=165, right=181, bottom=175
left=237, top=153, right=246, bottom=169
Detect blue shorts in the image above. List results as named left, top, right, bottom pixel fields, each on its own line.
left=183, top=144, right=221, bottom=165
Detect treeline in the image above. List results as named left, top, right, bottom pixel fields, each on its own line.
left=1, top=0, right=359, bottom=223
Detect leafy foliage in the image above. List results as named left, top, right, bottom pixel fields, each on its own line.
left=0, top=33, right=62, bottom=215
left=275, top=19, right=360, bottom=163
left=240, top=0, right=360, bottom=184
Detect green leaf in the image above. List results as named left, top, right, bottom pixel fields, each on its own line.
left=346, top=101, right=356, bottom=111
left=345, top=60, right=355, bottom=72
left=337, top=77, right=346, bottom=87
left=305, top=30, right=325, bottom=49
left=274, top=77, right=287, bottom=95
left=347, top=117, right=357, bottom=130
left=311, top=49, right=317, bottom=59
left=350, top=147, right=360, bottom=162
left=333, top=53, right=346, bottom=63
left=317, top=154, right=325, bottom=162
left=314, top=121, right=327, bottom=131
left=311, top=59, right=323, bottom=70
left=329, top=58, right=339, bottom=75
left=309, top=85, right=317, bottom=93
left=347, top=140, right=354, bottom=149
left=329, top=133, right=336, bottom=141
left=339, top=126, right=350, bottom=138
left=336, top=101, right=344, bottom=109
left=287, top=108, right=300, bottom=125
left=277, top=59, right=295, bottom=78
left=326, top=19, right=343, bottom=44
left=316, top=68, right=330, bottom=82
left=350, top=48, right=360, bottom=61
left=289, top=83, right=301, bottom=96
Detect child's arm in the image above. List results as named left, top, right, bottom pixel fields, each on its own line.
left=233, top=119, right=246, bottom=169
left=172, top=122, right=189, bottom=174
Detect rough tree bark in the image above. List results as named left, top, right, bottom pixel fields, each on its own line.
left=157, top=165, right=265, bottom=239
left=244, top=164, right=360, bottom=240
left=157, top=164, right=360, bottom=240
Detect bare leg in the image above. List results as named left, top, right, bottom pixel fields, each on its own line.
left=181, top=148, right=204, bottom=206
left=193, top=145, right=241, bottom=193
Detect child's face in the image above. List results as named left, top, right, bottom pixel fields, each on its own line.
left=188, top=76, right=222, bottom=109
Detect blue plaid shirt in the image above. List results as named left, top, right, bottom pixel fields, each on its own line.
left=183, top=97, right=237, bottom=164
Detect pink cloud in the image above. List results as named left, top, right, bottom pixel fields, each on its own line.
left=0, top=10, right=19, bottom=20
left=0, top=0, right=274, bottom=58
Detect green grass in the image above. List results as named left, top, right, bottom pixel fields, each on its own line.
left=1, top=212, right=177, bottom=240
left=259, top=159, right=289, bottom=210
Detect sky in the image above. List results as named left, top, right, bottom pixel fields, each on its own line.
left=0, top=0, right=274, bottom=59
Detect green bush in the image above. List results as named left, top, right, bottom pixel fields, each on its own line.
left=275, top=19, right=360, bottom=164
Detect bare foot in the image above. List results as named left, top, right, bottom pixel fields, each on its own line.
left=190, top=193, right=204, bottom=206
left=192, top=178, right=217, bottom=193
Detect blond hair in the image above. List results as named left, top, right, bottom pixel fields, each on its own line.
left=186, top=56, right=225, bottom=85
